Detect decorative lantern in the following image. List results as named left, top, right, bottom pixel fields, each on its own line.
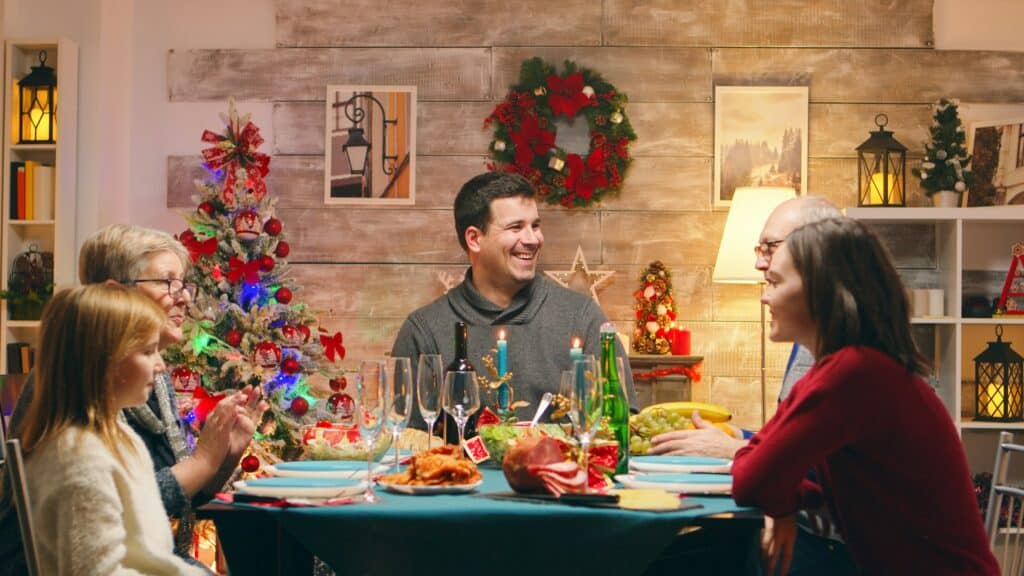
left=18, top=51, right=57, bottom=144
left=974, top=325, right=1024, bottom=422
left=856, top=113, right=907, bottom=207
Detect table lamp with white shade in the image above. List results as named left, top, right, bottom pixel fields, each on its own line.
left=713, top=187, right=797, bottom=424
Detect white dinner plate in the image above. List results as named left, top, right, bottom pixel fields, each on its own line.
left=629, top=456, right=732, bottom=474
left=233, top=477, right=366, bottom=499
left=265, top=460, right=387, bottom=479
left=615, top=473, right=732, bottom=495
left=376, top=480, right=483, bottom=495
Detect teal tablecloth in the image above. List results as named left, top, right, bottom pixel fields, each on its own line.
left=207, top=468, right=758, bottom=576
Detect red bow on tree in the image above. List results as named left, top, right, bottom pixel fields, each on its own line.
left=319, top=331, right=346, bottom=362
left=179, top=230, right=217, bottom=263
left=564, top=149, right=609, bottom=201
left=509, top=115, right=555, bottom=169
left=200, top=112, right=271, bottom=205
left=226, top=256, right=261, bottom=284
left=546, top=71, right=591, bottom=118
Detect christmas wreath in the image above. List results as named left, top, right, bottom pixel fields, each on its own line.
left=485, top=58, right=637, bottom=208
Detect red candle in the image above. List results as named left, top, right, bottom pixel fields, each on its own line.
left=670, top=328, right=691, bottom=356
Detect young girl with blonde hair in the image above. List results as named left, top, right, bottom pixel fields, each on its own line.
left=15, top=284, right=208, bottom=575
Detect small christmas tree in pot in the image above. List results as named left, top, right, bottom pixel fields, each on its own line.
left=912, top=98, right=973, bottom=207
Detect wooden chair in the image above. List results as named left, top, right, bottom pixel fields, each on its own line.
left=4, top=439, right=41, bottom=576
left=985, top=431, right=1024, bottom=575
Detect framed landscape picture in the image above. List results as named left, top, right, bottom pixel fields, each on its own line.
left=966, top=117, right=1024, bottom=206
left=714, top=86, right=808, bottom=208
left=324, top=85, right=416, bottom=206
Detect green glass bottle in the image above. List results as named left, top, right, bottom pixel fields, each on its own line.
left=600, top=322, right=630, bottom=475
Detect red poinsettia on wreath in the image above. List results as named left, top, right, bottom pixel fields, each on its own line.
left=485, top=58, right=637, bottom=208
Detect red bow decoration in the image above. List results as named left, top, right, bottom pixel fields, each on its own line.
left=179, top=230, right=218, bottom=263
left=565, top=149, right=609, bottom=201
left=192, top=387, right=226, bottom=424
left=200, top=113, right=271, bottom=205
left=509, top=115, right=555, bottom=169
left=546, top=71, right=591, bottom=118
left=226, top=256, right=261, bottom=284
left=320, top=331, right=346, bottom=362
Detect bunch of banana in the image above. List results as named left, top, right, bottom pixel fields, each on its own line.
left=639, top=401, right=732, bottom=423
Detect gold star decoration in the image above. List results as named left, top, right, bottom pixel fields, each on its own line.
left=544, top=246, right=615, bottom=306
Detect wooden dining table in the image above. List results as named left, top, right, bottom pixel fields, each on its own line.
left=198, top=468, right=763, bottom=576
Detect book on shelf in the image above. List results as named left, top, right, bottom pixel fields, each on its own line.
left=9, top=161, right=25, bottom=220
left=33, top=164, right=53, bottom=220
left=24, top=160, right=36, bottom=220
left=5, top=342, right=31, bottom=374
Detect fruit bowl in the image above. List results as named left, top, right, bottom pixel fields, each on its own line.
left=478, top=423, right=570, bottom=466
left=301, top=423, right=392, bottom=461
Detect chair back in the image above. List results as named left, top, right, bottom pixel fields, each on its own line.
left=4, top=439, right=41, bottom=576
left=985, top=431, right=1024, bottom=575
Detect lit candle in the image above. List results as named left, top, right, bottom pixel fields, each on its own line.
left=497, top=329, right=509, bottom=412
left=570, top=337, right=583, bottom=363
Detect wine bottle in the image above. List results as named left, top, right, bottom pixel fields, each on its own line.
left=600, top=321, right=630, bottom=475
left=443, top=321, right=476, bottom=445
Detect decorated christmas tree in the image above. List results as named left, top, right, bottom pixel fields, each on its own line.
left=631, top=261, right=677, bottom=354
left=912, top=98, right=973, bottom=197
left=165, top=100, right=345, bottom=458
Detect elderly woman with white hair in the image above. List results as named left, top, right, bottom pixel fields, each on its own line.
left=1, top=224, right=266, bottom=574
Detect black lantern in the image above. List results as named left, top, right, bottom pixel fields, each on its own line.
left=18, top=50, right=57, bottom=144
left=975, top=325, right=1024, bottom=422
left=856, top=113, right=907, bottom=206
left=332, top=91, right=397, bottom=176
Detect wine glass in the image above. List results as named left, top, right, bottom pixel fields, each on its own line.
left=572, top=355, right=603, bottom=492
left=356, top=359, right=387, bottom=503
left=559, top=369, right=577, bottom=434
left=417, top=354, right=444, bottom=450
left=443, top=370, right=479, bottom=453
left=386, top=357, right=413, bottom=468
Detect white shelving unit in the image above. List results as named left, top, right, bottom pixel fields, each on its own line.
left=0, top=39, right=77, bottom=383
left=848, top=206, right=1024, bottom=475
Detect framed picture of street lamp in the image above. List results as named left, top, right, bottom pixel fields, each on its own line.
left=966, top=117, right=1024, bottom=206
left=324, top=85, right=416, bottom=206
left=714, top=86, right=808, bottom=209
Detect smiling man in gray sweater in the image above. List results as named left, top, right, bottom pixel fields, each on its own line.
left=392, top=172, right=636, bottom=428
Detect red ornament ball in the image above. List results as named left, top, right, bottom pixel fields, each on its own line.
left=281, top=357, right=301, bottom=374
left=198, top=201, right=214, bottom=216
left=296, top=324, right=310, bottom=343
left=241, top=455, right=260, bottom=473
left=274, top=241, right=290, bottom=258
left=258, top=255, right=275, bottom=272
left=327, top=393, right=355, bottom=419
left=234, top=210, right=262, bottom=241
left=253, top=341, right=282, bottom=367
left=225, top=329, right=243, bottom=347
left=264, top=217, right=283, bottom=236
left=290, top=396, right=309, bottom=416
left=329, top=376, right=347, bottom=391
left=275, top=287, right=293, bottom=304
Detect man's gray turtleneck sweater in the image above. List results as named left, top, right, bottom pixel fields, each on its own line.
left=392, top=269, right=636, bottom=426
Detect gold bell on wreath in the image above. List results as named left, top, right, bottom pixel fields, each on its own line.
left=2, top=243, right=54, bottom=321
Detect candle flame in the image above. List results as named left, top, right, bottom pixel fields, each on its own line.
left=572, top=337, right=581, bottom=348
left=499, top=329, right=506, bottom=340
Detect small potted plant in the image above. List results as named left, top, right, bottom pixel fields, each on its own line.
left=0, top=245, right=54, bottom=321
left=913, top=98, right=973, bottom=207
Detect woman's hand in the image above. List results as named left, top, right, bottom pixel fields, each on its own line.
left=225, top=386, right=268, bottom=460
left=191, top=393, right=238, bottom=469
left=647, top=411, right=747, bottom=459
left=762, top=514, right=797, bottom=576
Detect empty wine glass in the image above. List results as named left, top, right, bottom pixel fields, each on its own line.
left=572, top=355, right=603, bottom=492
left=386, top=357, right=412, bottom=468
left=559, top=369, right=577, bottom=434
left=356, top=359, right=387, bottom=503
left=417, top=354, right=444, bottom=450
left=443, top=370, right=479, bottom=453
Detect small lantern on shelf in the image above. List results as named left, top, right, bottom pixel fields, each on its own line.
left=974, top=325, right=1024, bottom=422
left=18, top=50, right=57, bottom=144
left=856, top=113, right=907, bottom=207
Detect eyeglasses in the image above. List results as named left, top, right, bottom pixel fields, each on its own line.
left=131, top=278, right=198, bottom=300
left=753, top=239, right=786, bottom=260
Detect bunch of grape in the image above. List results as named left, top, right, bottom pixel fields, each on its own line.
left=628, top=408, right=693, bottom=454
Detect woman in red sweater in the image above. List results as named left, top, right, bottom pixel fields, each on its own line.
left=732, top=217, right=998, bottom=575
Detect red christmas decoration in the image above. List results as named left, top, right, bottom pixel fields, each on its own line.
left=224, top=329, right=243, bottom=347
left=327, top=393, right=354, bottom=419
left=281, top=357, right=301, bottom=374
left=275, top=286, right=293, bottom=304
left=329, top=376, right=347, bottom=391
left=226, top=256, right=261, bottom=285
left=241, top=454, right=260, bottom=473
left=264, top=217, right=282, bottom=236
left=200, top=102, right=271, bottom=204
left=197, top=201, right=214, bottom=216
left=319, top=331, right=346, bottom=362
left=281, top=325, right=303, bottom=347
left=997, top=242, right=1024, bottom=315
left=290, top=396, right=309, bottom=416
left=296, top=324, right=311, bottom=343
left=258, top=255, right=275, bottom=272
left=233, top=210, right=262, bottom=241
left=171, top=367, right=200, bottom=392
left=274, top=241, right=290, bottom=258
left=253, top=341, right=281, bottom=367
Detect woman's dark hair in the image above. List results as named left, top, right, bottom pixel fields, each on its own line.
left=453, top=172, right=535, bottom=251
left=785, top=217, right=930, bottom=376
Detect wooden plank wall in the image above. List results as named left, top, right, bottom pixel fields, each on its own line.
left=166, top=0, right=1024, bottom=429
